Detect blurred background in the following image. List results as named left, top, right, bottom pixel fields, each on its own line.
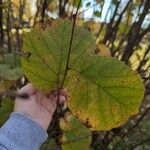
left=0, top=0, right=150, bottom=149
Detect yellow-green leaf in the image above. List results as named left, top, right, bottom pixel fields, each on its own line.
left=22, top=19, right=144, bottom=131
left=22, top=19, right=95, bottom=93
left=66, top=56, right=144, bottom=130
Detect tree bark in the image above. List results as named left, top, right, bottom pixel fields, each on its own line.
left=6, top=1, right=12, bottom=53
left=59, top=0, right=69, bottom=18
left=0, top=0, right=4, bottom=47
left=102, top=0, right=121, bottom=44
left=110, top=0, right=133, bottom=54
left=41, top=0, right=47, bottom=23
left=121, top=0, right=150, bottom=64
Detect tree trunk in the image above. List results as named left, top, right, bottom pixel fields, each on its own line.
left=59, top=0, right=69, bottom=18
left=41, top=0, right=47, bottom=23
left=6, top=1, right=12, bottom=53
left=121, top=0, right=150, bottom=64
left=0, top=0, right=4, bottom=47
left=102, top=0, right=121, bottom=44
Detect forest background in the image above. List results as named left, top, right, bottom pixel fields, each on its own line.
left=0, top=0, right=150, bottom=149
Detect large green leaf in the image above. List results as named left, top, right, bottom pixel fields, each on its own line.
left=22, top=19, right=95, bottom=93
left=22, top=19, right=144, bottom=130
left=66, top=55, right=144, bottom=130
left=60, top=111, right=91, bottom=150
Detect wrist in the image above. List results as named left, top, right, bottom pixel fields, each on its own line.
left=0, top=112, right=48, bottom=150
left=14, top=109, right=52, bottom=131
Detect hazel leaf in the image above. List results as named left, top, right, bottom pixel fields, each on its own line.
left=22, top=19, right=144, bottom=130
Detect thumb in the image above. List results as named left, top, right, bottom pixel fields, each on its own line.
left=17, top=83, right=36, bottom=98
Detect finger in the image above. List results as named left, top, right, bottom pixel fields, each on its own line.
left=44, top=96, right=57, bottom=115
left=17, top=83, right=36, bottom=96
left=48, top=93, right=58, bottom=107
left=37, top=91, right=57, bottom=114
left=59, top=88, right=68, bottom=97
left=34, top=90, right=44, bottom=103
left=49, top=90, right=67, bottom=104
left=58, top=95, right=66, bottom=104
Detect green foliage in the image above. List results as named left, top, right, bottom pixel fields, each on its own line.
left=0, top=98, right=14, bottom=126
left=69, top=0, right=82, bottom=7
left=60, top=112, right=91, bottom=149
left=22, top=19, right=144, bottom=131
left=22, top=19, right=95, bottom=93
left=86, top=2, right=91, bottom=7
left=0, top=64, right=22, bottom=80
left=40, top=139, right=58, bottom=150
left=94, top=11, right=101, bottom=17
left=0, top=53, right=21, bottom=67
left=0, top=53, right=22, bottom=80
left=0, top=79, right=14, bottom=93
left=41, top=111, right=91, bottom=150
left=0, top=0, right=149, bottom=148
left=113, top=118, right=150, bottom=149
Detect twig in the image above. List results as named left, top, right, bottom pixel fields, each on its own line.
left=77, top=2, right=98, bottom=16
left=60, top=0, right=81, bottom=89
left=48, top=0, right=82, bottom=141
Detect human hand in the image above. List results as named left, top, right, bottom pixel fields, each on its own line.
left=14, top=84, right=67, bottom=131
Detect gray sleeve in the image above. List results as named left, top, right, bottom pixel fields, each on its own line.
left=0, top=112, right=48, bottom=150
